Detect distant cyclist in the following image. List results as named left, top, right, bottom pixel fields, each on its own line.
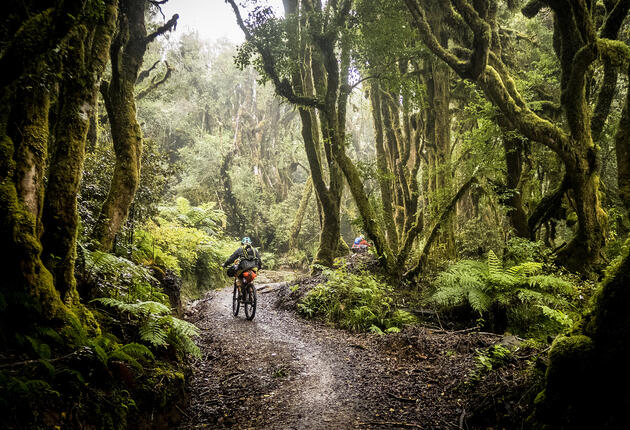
left=223, top=237, right=262, bottom=287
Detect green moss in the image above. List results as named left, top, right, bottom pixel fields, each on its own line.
left=597, top=38, right=630, bottom=68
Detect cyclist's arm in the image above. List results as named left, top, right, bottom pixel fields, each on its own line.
left=223, top=248, right=242, bottom=267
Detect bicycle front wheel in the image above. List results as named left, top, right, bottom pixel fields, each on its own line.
left=244, top=284, right=257, bottom=320
left=232, top=283, right=240, bottom=317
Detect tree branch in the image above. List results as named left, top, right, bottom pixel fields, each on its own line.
left=135, top=61, right=173, bottom=100
left=145, top=13, right=178, bottom=44
left=226, top=0, right=325, bottom=110
left=404, top=174, right=479, bottom=279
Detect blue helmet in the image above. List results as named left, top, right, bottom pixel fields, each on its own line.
left=241, top=237, right=252, bottom=245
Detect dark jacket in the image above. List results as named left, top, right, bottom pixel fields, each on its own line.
left=223, top=245, right=262, bottom=271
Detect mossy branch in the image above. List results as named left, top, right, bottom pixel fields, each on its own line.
left=225, top=0, right=325, bottom=111
left=405, top=175, right=478, bottom=279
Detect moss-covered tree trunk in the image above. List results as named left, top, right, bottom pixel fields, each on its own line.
left=403, top=0, right=628, bottom=273
left=503, top=136, right=529, bottom=238
left=427, top=53, right=455, bottom=258
left=615, top=63, right=630, bottom=215
left=370, top=82, right=398, bottom=251
left=278, top=0, right=346, bottom=268
left=0, top=83, right=70, bottom=328
left=93, top=1, right=177, bottom=251
left=532, top=243, right=630, bottom=429
left=289, top=177, right=313, bottom=251
left=41, top=1, right=118, bottom=305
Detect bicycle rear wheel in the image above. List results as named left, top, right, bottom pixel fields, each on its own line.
left=244, top=284, right=257, bottom=320
left=232, top=283, right=240, bottom=316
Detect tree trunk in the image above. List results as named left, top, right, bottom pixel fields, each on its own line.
left=371, top=83, right=399, bottom=251
left=532, top=245, right=630, bottom=429
left=503, top=137, right=529, bottom=238
left=557, top=154, right=606, bottom=271
left=92, top=2, right=177, bottom=251
left=429, top=54, right=455, bottom=258
left=289, top=178, right=313, bottom=251
left=0, top=83, right=69, bottom=328
left=615, top=63, right=630, bottom=215
left=42, top=2, right=118, bottom=304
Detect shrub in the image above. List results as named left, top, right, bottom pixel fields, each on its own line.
left=78, top=247, right=166, bottom=303
left=431, top=250, right=577, bottom=337
left=298, top=267, right=416, bottom=332
left=132, top=197, right=233, bottom=294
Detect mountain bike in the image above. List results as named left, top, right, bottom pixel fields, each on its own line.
left=232, top=270, right=257, bottom=320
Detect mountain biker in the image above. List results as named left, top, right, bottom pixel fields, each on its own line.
left=223, top=237, right=262, bottom=287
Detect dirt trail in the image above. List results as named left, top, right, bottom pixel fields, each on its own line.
left=181, top=272, right=533, bottom=429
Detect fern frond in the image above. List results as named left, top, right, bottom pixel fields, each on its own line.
left=109, top=350, right=143, bottom=370
left=118, top=343, right=154, bottom=361
left=136, top=301, right=171, bottom=315
left=166, top=316, right=200, bottom=338
left=94, top=332, right=120, bottom=349
left=91, top=344, right=109, bottom=365
left=538, top=305, right=573, bottom=328
left=432, top=285, right=467, bottom=307
left=507, top=261, right=542, bottom=276
left=527, top=275, right=574, bottom=295
left=139, top=319, right=169, bottom=347
left=92, top=298, right=170, bottom=317
left=467, top=288, right=492, bottom=313
left=487, top=250, right=502, bottom=275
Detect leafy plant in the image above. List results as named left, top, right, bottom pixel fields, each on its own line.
left=92, top=298, right=201, bottom=359
left=132, top=197, right=233, bottom=295
left=431, top=250, right=576, bottom=337
left=298, top=267, right=416, bottom=332
left=78, top=247, right=165, bottom=302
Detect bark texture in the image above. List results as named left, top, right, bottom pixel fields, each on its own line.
left=42, top=1, right=118, bottom=304
left=93, top=2, right=177, bottom=251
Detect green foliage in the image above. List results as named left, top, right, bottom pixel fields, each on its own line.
left=475, top=344, right=513, bottom=374
left=133, top=197, right=232, bottom=294
left=93, top=297, right=201, bottom=359
left=502, top=237, right=552, bottom=267
left=432, top=251, right=576, bottom=337
left=79, top=246, right=166, bottom=302
left=457, top=217, right=505, bottom=259
left=298, top=267, right=416, bottom=332
left=261, top=252, right=278, bottom=270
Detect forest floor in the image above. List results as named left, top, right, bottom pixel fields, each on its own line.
left=180, top=270, right=542, bottom=430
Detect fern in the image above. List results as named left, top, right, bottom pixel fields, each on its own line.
left=117, top=343, right=154, bottom=361
left=431, top=250, right=578, bottom=337
left=92, top=297, right=200, bottom=358
left=139, top=318, right=169, bottom=347
left=467, top=288, right=493, bottom=313
left=93, top=298, right=171, bottom=317
left=298, top=268, right=416, bottom=333
left=487, top=250, right=502, bottom=275
left=507, top=261, right=542, bottom=276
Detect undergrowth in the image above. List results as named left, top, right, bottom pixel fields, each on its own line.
left=298, top=266, right=416, bottom=333
left=431, top=250, right=578, bottom=337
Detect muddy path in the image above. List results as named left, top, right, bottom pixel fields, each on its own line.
left=181, top=272, right=536, bottom=429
